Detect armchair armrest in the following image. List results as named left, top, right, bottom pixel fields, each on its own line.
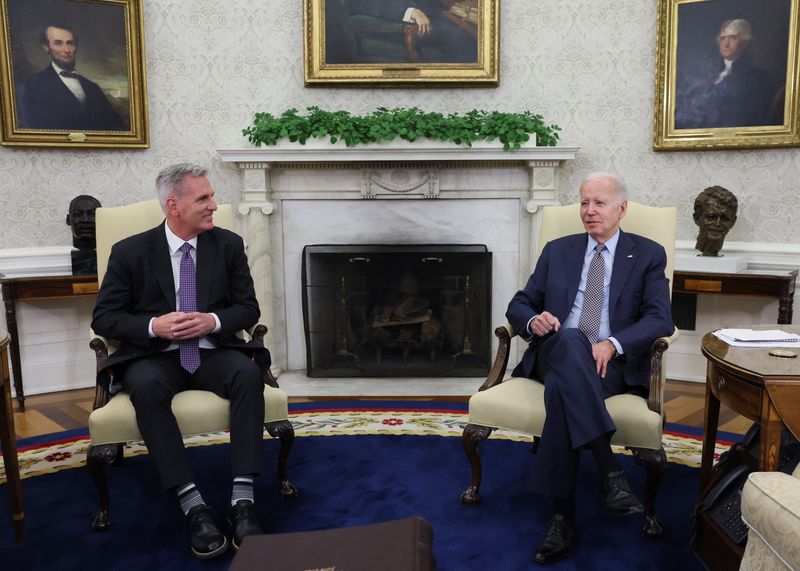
left=647, top=326, right=680, bottom=415
left=478, top=322, right=518, bottom=392
left=89, top=331, right=113, bottom=410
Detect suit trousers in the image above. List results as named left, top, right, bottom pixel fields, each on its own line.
left=529, top=328, right=627, bottom=499
left=121, top=348, right=265, bottom=490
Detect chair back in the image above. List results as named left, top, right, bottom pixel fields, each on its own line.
left=536, top=201, right=677, bottom=288
left=95, top=199, right=234, bottom=284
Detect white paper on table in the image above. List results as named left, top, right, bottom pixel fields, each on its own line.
left=713, top=329, right=800, bottom=348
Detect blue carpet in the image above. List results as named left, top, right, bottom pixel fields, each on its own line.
left=0, top=421, right=709, bottom=570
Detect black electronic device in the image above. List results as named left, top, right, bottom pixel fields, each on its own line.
left=694, top=424, right=800, bottom=545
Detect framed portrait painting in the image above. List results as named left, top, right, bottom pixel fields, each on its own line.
left=303, top=0, right=499, bottom=85
left=653, top=0, right=800, bottom=150
left=0, top=0, right=148, bottom=148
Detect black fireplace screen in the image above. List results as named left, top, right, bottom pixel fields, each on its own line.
left=302, top=244, right=492, bottom=377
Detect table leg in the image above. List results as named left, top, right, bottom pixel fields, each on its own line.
left=2, top=299, right=24, bottom=411
left=760, top=397, right=783, bottom=472
left=0, top=344, right=24, bottom=542
left=700, top=374, right=720, bottom=488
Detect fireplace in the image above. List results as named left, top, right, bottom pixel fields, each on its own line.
left=302, top=244, right=492, bottom=377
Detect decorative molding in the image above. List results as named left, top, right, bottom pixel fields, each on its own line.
left=217, top=142, right=579, bottom=165
left=361, top=169, right=439, bottom=199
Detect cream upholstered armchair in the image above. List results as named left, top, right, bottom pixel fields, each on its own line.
left=87, top=200, right=297, bottom=532
left=460, top=202, right=679, bottom=538
left=740, top=464, right=800, bottom=570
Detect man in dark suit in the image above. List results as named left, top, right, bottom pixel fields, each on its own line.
left=333, top=0, right=476, bottom=63
left=505, top=172, right=674, bottom=564
left=675, top=19, right=777, bottom=129
left=92, top=163, right=269, bottom=559
left=20, top=23, right=126, bottom=131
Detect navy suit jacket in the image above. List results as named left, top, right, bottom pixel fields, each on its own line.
left=20, top=65, right=126, bottom=131
left=91, top=222, right=269, bottom=393
left=506, top=230, right=674, bottom=392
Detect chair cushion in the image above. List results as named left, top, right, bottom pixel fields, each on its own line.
left=89, top=386, right=289, bottom=446
left=468, top=377, right=663, bottom=450
left=741, top=471, right=800, bottom=570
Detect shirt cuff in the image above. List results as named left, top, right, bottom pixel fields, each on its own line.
left=148, top=317, right=156, bottom=338
left=403, top=7, right=416, bottom=22
left=210, top=313, right=221, bottom=333
left=608, top=336, right=623, bottom=355
left=521, top=315, right=538, bottom=342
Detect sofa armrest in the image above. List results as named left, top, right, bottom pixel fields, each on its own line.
left=741, top=471, right=800, bottom=569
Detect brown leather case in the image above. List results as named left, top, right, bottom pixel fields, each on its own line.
left=230, top=516, right=435, bottom=571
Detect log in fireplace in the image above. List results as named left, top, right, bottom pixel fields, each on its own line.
left=302, top=244, right=492, bottom=377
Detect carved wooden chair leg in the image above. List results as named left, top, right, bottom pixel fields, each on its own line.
left=630, top=446, right=666, bottom=539
left=266, top=420, right=298, bottom=499
left=87, top=443, right=123, bottom=532
left=460, top=423, right=493, bottom=505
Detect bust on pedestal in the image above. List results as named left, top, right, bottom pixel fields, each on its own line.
left=66, top=195, right=101, bottom=276
left=679, top=185, right=745, bottom=273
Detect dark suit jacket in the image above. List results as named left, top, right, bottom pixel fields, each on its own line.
left=506, top=230, right=674, bottom=392
left=675, top=53, right=777, bottom=129
left=20, top=65, right=126, bottom=131
left=91, top=222, right=269, bottom=392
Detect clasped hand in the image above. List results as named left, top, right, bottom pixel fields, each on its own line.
left=153, top=311, right=215, bottom=341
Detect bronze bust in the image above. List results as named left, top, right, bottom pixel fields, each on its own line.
left=66, top=194, right=101, bottom=275
left=693, top=186, right=738, bottom=257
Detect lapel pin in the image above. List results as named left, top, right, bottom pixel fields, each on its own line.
left=627, top=254, right=633, bottom=258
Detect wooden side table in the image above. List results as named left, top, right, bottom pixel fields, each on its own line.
left=0, top=274, right=98, bottom=410
left=0, top=332, right=24, bottom=542
left=672, top=269, right=798, bottom=328
left=695, top=328, right=800, bottom=570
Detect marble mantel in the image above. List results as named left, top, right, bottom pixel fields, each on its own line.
left=218, top=142, right=578, bottom=372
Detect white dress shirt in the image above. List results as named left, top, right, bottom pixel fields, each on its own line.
left=52, top=62, right=87, bottom=104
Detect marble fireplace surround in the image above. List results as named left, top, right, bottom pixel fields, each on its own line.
left=218, top=142, right=579, bottom=376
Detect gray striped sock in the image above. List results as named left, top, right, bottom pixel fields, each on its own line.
left=176, top=482, right=205, bottom=515
left=231, top=475, right=255, bottom=506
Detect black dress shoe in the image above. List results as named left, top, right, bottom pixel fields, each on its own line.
left=533, top=514, right=575, bottom=564
left=186, top=505, right=228, bottom=559
left=602, top=470, right=644, bottom=517
left=228, top=500, right=264, bottom=550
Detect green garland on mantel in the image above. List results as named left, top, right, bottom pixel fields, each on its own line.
left=242, top=106, right=561, bottom=151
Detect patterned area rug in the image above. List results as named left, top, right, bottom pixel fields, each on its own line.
left=2, top=402, right=736, bottom=483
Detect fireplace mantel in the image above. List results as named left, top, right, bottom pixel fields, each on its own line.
left=218, top=140, right=579, bottom=164
left=218, top=143, right=578, bottom=372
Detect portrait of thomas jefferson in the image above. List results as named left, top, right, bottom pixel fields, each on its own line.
left=673, top=3, right=790, bottom=130
left=325, top=0, right=478, bottom=64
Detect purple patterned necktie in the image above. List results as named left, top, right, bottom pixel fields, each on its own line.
left=179, top=242, right=201, bottom=373
left=578, top=244, right=606, bottom=343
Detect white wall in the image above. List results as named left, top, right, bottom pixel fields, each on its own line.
left=1, top=1, right=797, bottom=394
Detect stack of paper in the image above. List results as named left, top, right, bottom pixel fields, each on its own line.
left=713, top=329, right=800, bottom=347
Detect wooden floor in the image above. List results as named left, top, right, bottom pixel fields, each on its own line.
left=10, top=379, right=752, bottom=440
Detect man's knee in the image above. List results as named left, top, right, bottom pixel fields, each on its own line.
left=550, top=328, right=591, bottom=354
left=232, top=358, right=263, bottom=392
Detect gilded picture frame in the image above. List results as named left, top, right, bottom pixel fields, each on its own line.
left=303, top=0, right=499, bottom=86
left=0, top=0, right=148, bottom=148
left=653, top=0, right=800, bottom=151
